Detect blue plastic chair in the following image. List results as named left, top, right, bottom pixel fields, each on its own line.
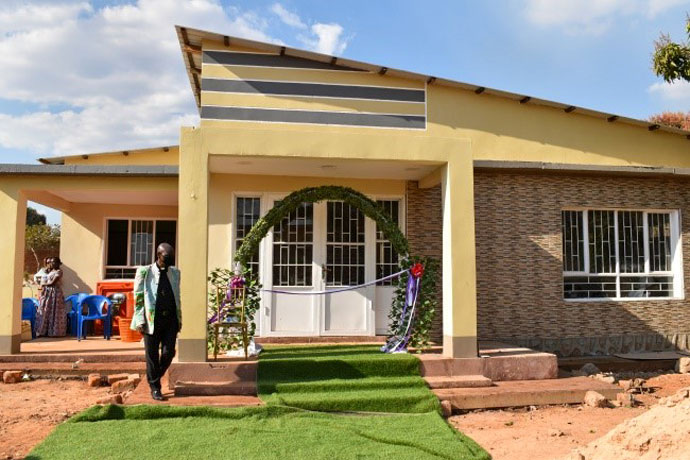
left=77, top=295, right=112, bottom=341
left=21, top=298, right=39, bottom=339
left=65, top=293, right=89, bottom=337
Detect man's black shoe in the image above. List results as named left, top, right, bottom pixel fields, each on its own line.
left=151, top=389, right=165, bottom=401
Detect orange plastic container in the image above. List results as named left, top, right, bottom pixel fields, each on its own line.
left=96, top=281, right=134, bottom=337
left=118, top=317, right=142, bottom=342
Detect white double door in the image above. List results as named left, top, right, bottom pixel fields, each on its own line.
left=259, top=197, right=396, bottom=336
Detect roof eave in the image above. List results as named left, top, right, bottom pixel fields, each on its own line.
left=176, top=25, right=690, bottom=140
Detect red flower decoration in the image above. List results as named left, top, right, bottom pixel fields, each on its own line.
left=410, top=263, right=424, bottom=278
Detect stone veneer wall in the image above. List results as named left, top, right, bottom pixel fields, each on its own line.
left=474, top=170, right=690, bottom=357
left=405, top=181, right=443, bottom=343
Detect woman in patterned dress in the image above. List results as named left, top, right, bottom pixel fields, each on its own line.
left=36, top=257, right=66, bottom=337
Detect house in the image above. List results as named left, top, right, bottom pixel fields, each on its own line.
left=1, top=25, right=689, bottom=362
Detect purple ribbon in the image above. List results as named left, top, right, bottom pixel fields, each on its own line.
left=381, top=270, right=421, bottom=353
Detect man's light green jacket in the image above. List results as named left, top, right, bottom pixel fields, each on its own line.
left=130, top=263, right=182, bottom=335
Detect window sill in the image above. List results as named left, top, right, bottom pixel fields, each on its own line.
left=564, top=296, right=684, bottom=302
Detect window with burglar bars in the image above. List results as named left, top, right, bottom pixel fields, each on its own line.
left=376, top=200, right=400, bottom=286
left=104, top=218, right=177, bottom=279
left=272, top=202, right=313, bottom=287
left=235, top=197, right=261, bottom=275
left=562, top=209, right=679, bottom=300
left=326, top=201, right=365, bottom=286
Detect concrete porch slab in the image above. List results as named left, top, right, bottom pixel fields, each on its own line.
left=434, top=376, right=622, bottom=411
left=419, top=341, right=558, bottom=381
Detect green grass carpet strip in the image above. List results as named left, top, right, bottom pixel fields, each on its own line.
left=27, top=405, right=490, bottom=460
left=257, top=345, right=440, bottom=413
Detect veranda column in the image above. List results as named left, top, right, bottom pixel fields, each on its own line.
left=0, top=183, right=27, bottom=354
left=177, top=127, right=209, bottom=362
left=441, top=156, right=478, bottom=358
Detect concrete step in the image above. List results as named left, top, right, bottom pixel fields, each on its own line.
left=419, top=350, right=558, bottom=381
left=174, top=380, right=257, bottom=396
left=0, top=361, right=145, bottom=377
left=434, top=376, right=622, bottom=411
left=0, top=353, right=145, bottom=363
left=168, top=361, right=258, bottom=396
left=424, top=375, right=493, bottom=389
left=125, top=374, right=263, bottom=407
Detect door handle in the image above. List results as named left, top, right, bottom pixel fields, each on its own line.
left=321, top=264, right=329, bottom=281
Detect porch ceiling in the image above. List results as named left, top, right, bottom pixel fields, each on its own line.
left=25, top=190, right=178, bottom=211
left=51, top=189, right=178, bottom=206
left=208, top=155, right=440, bottom=181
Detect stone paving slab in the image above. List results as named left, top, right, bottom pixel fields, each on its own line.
left=434, top=376, right=622, bottom=410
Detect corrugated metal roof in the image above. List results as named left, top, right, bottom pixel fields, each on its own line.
left=175, top=24, right=690, bottom=141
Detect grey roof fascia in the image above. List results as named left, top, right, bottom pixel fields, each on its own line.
left=473, top=160, right=681, bottom=176
left=0, top=164, right=179, bottom=176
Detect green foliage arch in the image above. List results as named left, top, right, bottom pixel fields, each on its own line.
left=234, top=185, right=409, bottom=266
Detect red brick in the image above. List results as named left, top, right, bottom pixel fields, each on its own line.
left=2, top=370, right=23, bottom=384
left=107, top=373, right=129, bottom=385
left=87, top=373, right=102, bottom=387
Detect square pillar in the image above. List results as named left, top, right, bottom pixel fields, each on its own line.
left=177, top=127, right=209, bottom=362
left=441, top=156, right=478, bottom=358
left=0, top=185, right=27, bottom=354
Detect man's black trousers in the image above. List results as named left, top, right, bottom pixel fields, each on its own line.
left=144, top=319, right=178, bottom=392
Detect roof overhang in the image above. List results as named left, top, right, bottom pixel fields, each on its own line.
left=0, top=164, right=178, bottom=176
left=38, top=145, right=178, bottom=165
left=175, top=25, right=690, bottom=141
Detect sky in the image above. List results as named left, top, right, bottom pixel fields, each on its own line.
left=2, top=0, right=690, bottom=224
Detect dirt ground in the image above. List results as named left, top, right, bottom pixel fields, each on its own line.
left=2, top=373, right=690, bottom=460
left=0, top=377, right=111, bottom=460
left=449, top=373, right=690, bottom=460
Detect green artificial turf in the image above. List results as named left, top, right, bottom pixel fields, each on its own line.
left=257, top=345, right=441, bottom=413
left=27, top=405, right=490, bottom=460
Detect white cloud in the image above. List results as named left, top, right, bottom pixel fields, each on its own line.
left=0, top=0, right=281, bottom=158
left=0, top=0, right=352, bottom=160
left=524, top=0, right=690, bottom=35
left=300, top=23, right=349, bottom=55
left=648, top=80, right=690, bottom=110
left=271, top=3, right=349, bottom=55
left=647, top=0, right=689, bottom=17
left=0, top=1, right=92, bottom=36
left=271, top=3, right=306, bottom=29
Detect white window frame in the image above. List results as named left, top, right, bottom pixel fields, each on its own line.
left=102, top=217, right=178, bottom=280
left=562, top=207, right=683, bottom=301
left=232, top=194, right=263, bottom=275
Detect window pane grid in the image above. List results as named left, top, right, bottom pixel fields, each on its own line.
left=648, top=213, right=672, bottom=272
left=130, top=220, right=154, bottom=266
left=562, top=210, right=584, bottom=272
left=326, top=201, right=365, bottom=286
left=588, top=210, right=616, bottom=274
left=272, top=202, right=313, bottom=287
left=236, top=197, right=261, bottom=274
left=376, top=200, right=400, bottom=286
left=618, top=211, right=645, bottom=273
left=562, top=209, right=677, bottom=300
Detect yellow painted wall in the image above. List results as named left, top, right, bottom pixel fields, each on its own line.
left=199, top=38, right=689, bottom=169
left=63, top=146, right=179, bottom=166
left=60, top=203, right=178, bottom=296
left=207, top=173, right=406, bottom=272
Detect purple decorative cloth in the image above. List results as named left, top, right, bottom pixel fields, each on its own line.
left=381, top=268, right=422, bottom=354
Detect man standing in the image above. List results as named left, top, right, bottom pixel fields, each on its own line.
left=131, top=243, right=182, bottom=401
